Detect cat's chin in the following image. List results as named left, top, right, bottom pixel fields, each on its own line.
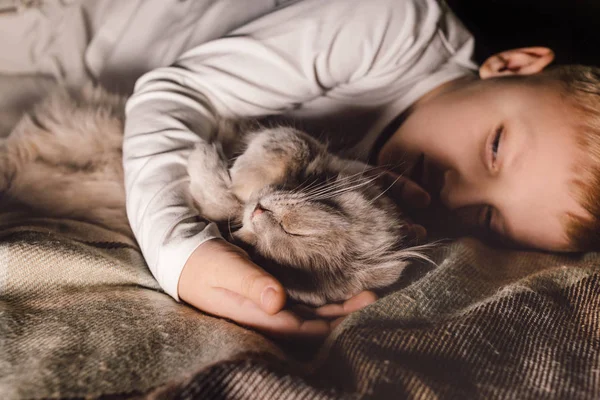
left=238, top=200, right=279, bottom=239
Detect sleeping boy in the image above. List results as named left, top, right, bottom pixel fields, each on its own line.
left=2, top=0, right=599, bottom=337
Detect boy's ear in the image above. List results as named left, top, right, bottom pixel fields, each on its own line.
left=479, top=47, right=555, bottom=79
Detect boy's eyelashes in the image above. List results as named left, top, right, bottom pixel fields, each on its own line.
left=492, top=125, right=503, bottom=162
left=486, top=124, right=504, bottom=172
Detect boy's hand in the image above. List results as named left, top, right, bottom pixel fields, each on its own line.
left=178, top=238, right=377, bottom=337
left=382, top=171, right=430, bottom=243
left=382, top=171, right=431, bottom=210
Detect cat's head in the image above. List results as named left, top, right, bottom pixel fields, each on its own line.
left=229, top=127, right=425, bottom=306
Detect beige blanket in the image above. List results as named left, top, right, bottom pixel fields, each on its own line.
left=1, top=217, right=598, bottom=399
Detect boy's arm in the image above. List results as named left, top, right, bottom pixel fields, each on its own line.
left=123, top=0, right=432, bottom=326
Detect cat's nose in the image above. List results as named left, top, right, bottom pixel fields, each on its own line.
left=252, top=203, right=266, bottom=219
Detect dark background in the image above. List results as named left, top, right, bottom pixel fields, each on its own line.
left=446, top=0, right=600, bottom=66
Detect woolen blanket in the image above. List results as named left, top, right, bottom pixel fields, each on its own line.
left=0, top=218, right=598, bottom=399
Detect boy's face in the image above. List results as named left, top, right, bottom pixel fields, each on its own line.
left=383, top=77, right=588, bottom=251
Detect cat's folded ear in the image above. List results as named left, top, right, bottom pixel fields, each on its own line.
left=229, top=127, right=319, bottom=202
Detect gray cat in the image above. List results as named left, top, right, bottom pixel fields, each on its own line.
left=0, top=86, right=428, bottom=306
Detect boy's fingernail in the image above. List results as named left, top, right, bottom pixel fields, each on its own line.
left=261, top=287, right=278, bottom=309
left=413, top=224, right=428, bottom=243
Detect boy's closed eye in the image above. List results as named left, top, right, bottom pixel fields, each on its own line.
left=486, top=124, right=504, bottom=173
left=492, top=125, right=503, bottom=165
left=479, top=124, right=504, bottom=234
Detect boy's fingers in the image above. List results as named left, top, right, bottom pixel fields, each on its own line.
left=384, top=171, right=431, bottom=209
left=207, top=288, right=331, bottom=338
left=314, top=290, right=378, bottom=318
left=183, top=239, right=286, bottom=315
left=340, top=290, right=378, bottom=312
left=208, top=253, right=286, bottom=315
left=410, top=223, right=428, bottom=243
left=330, top=316, right=346, bottom=330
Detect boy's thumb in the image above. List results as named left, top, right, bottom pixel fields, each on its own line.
left=234, top=266, right=286, bottom=314
left=214, top=244, right=286, bottom=314
left=182, top=238, right=287, bottom=314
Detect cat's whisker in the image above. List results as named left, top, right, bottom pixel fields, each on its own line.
left=301, top=167, right=381, bottom=196
left=298, top=181, right=320, bottom=195
left=358, top=160, right=371, bottom=181
left=227, top=214, right=234, bottom=238
left=302, top=171, right=380, bottom=198
left=308, top=175, right=382, bottom=200
left=303, top=181, right=355, bottom=199
left=294, top=177, right=320, bottom=193
left=368, top=174, right=401, bottom=205
left=363, top=242, right=440, bottom=271
left=227, top=213, right=244, bottom=236
left=301, top=178, right=347, bottom=196
left=310, top=187, right=369, bottom=201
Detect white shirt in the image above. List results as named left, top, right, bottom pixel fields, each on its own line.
left=123, top=0, right=476, bottom=300
left=0, top=0, right=476, bottom=300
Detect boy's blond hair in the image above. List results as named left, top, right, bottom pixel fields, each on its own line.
left=544, top=65, right=600, bottom=250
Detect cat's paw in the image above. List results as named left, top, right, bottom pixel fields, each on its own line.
left=188, top=142, right=241, bottom=222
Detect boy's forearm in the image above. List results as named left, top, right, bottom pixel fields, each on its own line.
left=123, top=74, right=224, bottom=300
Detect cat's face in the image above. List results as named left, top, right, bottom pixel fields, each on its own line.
left=229, top=128, right=418, bottom=306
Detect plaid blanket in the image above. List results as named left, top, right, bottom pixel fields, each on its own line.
left=0, top=219, right=598, bottom=399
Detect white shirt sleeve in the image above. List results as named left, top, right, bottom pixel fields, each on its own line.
left=123, top=0, right=458, bottom=300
